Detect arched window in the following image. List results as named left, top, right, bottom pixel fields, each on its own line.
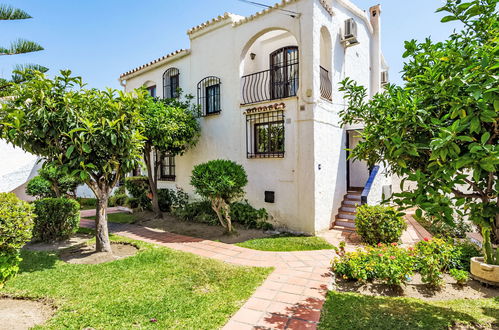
left=163, top=68, right=180, bottom=99
left=197, top=76, right=221, bottom=116
left=270, top=46, right=299, bottom=100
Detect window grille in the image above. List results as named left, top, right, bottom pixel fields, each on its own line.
left=163, top=68, right=180, bottom=99
left=197, top=76, right=221, bottom=116
left=155, top=151, right=175, bottom=181
left=246, top=110, right=285, bottom=158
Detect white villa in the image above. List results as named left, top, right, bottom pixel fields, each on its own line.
left=120, top=0, right=392, bottom=234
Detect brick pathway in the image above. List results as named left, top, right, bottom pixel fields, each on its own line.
left=81, top=208, right=427, bottom=329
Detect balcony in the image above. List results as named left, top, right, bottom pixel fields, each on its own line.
left=241, top=62, right=299, bottom=105
left=320, top=66, right=332, bottom=101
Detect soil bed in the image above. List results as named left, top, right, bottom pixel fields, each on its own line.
left=335, top=273, right=499, bottom=301
left=24, top=234, right=92, bottom=252
left=0, top=297, right=54, bottom=330
left=60, top=242, right=138, bottom=264
left=134, top=211, right=274, bottom=244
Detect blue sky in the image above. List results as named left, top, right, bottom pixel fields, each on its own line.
left=0, top=0, right=461, bottom=89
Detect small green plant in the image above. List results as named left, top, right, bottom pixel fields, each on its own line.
left=76, top=197, right=97, bottom=209
left=173, top=200, right=218, bottom=225
left=449, top=240, right=482, bottom=271
left=33, top=198, right=80, bottom=242
left=190, top=160, right=248, bottom=232
left=332, top=243, right=415, bottom=287
left=414, top=238, right=455, bottom=288
left=0, top=193, right=35, bottom=287
left=124, top=176, right=150, bottom=210
left=355, top=205, right=407, bottom=245
left=157, top=188, right=188, bottom=212
left=109, top=193, right=128, bottom=207
left=27, top=164, right=82, bottom=199
left=413, top=214, right=471, bottom=239
left=229, top=200, right=272, bottom=230
left=449, top=268, right=469, bottom=286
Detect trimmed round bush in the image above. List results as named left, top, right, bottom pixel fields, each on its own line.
left=33, top=198, right=80, bottom=242
left=0, top=193, right=35, bottom=286
left=355, top=205, right=407, bottom=245
left=26, top=175, right=53, bottom=199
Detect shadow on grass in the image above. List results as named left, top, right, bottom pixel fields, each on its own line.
left=18, top=250, right=58, bottom=274
left=319, top=291, right=496, bottom=329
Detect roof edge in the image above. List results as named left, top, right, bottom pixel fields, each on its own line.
left=119, top=49, right=191, bottom=80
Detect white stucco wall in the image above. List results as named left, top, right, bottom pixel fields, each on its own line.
left=0, top=140, right=38, bottom=193
left=121, top=0, right=383, bottom=234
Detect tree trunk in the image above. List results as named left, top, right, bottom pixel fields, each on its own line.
left=144, top=146, right=162, bottom=219
left=95, top=191, right=112, bottom=253
left=222, top=202, right=233, bottom=233
left=211, top=198, right=227, bottom=229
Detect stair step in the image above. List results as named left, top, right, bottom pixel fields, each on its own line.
left=332, top=225, right=356, bottom=232
left=346, top=194, right=361, bottom=200
left=343, top=200, right=361, bottom=206
left=340, top=206, right=357, bottom=213
left=335, top=219, right=356, bottom=228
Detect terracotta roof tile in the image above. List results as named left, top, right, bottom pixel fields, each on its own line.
left=119, top=49, right=189, bottom=79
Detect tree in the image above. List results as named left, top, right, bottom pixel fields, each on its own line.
left=339, top=0, right=498, bottom=263
left=140, top=95, right=200, bottom=218
left=190, top=160, right=248, bottom=233
left=27, top=164, right=83, bottom=199
left=0, top=4, right=47, bottom=95
left=0, top=70, right=146, bottom=252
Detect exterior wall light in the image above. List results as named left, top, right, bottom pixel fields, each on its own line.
left=250, top=53, right=256, bottom=60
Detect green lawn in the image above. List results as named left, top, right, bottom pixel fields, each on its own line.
left=86, top=212, right=136, bottom=224
left=236, top=235, right=334, bottom=251
left=319, top=291, right=498, bottom=330
left=2, top=236, right=272, bottom=329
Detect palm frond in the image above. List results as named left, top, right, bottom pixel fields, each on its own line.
left=0, top=38, right=44, bottom=55
left=0, top=4, right=32, bottom=20
left=11, top=64, right=49, bottom=83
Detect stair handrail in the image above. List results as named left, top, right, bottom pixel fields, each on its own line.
left=361, top=165, right=380, bottom=205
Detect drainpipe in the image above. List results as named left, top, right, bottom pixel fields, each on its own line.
left=369, top=4, right=381, bottom=97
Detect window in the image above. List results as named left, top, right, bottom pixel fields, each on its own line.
left=146, top=85, right=157, bottom=98
left=163, top=68, right=180, bottom=99
left=197, top=76, right=221, bottom=116
left=246, top=110, right=285, bottom=158
left=155, top=151, right=175, bottom=181
left=270, top=46, right=299, bottom=100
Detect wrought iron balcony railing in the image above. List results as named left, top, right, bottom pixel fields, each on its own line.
left=241, top=63, right=299, bottom=105
left=320, top=66, right=332, bottom=101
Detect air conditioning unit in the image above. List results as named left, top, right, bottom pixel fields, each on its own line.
left=341, top=18, right=359, bottom=47
left=381, top=71, right=389, bottom=86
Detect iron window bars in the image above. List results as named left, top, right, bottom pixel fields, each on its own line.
left=197, top=76, right=221, bottom=116
left=163, top=68, right=180, bottom=99
left=155, top=151, right=176, bottom=181
left=320, top=66, right=332, bottom=100
left=246, top=110, right=285, bottom=158
left=241, top=46, right=299, bottom=105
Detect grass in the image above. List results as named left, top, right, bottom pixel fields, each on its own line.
left=236, top=234, right=334, bottom=251
left=86, top=212, right=136, bottom=224
left=319, top=291, right=499, bottom=330
left=2, top=236, right=272, bottom=329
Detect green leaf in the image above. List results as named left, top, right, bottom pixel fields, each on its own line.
left=481, top=132, right=491, bottom=144
left=66, top=145, right=75, bottom=158
left=479, top=161, right=495, bottom=172
left=470, top=117, right=480, bottom=133
left=494, top=100, right=499, bottom=112
left=82, top=144, right=91, bottom=153
left=441, top=15, right=458, bottom=23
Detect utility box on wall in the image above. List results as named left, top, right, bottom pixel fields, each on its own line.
left=265, top=191, right=275, bottom=203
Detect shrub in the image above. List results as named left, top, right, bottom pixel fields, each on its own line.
left=109, top=194, right=128, bottom=207
left=229, top=201, right=272, bottom=230
left=413, top=214, right=472, bottom=239
left=170, top=187, right=189, bottom=210
left=33, top=198, right=80, bottom=242
left=449, top=240, right=482, bottom=271
left=414, top=238, right=455, bottom=287
left=158, top=189, right=173, bottom=212
left=0, top=193, right=35, bottom=286
left=173, top=200, right=218, bottom=225
left=355, top=205, right=407, bottom=245
left=26, top=175, right=53, bottom=199
left=332, top=243, right=414, bottom=286
left=191, top=160, right=247, bottom=232
left=124, top=176, right=150, bottom=210
left=449, top=269, right=469, bottom=286
left=77, top=197, right=97, bottom=209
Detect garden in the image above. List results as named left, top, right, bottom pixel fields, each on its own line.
left=319, top=0, right=499, bottom=328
